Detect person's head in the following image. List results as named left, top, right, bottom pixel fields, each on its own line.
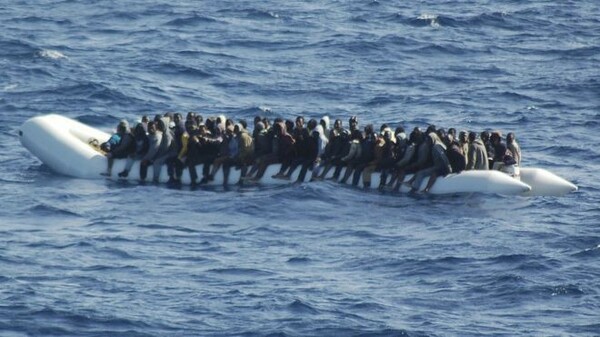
left=156, top=119, right=167, bottom=132
left=507, top=132, right=516, bottom=144
left=205, top=118, right=215, bottom=132
left=425, top=124, right=436, bottom=135
left=459, top=130, right=468, bottom=143
left=364, top=124, right=374, bottom=137
left=295, top=116, right=305, bottom=129
left=320, top=116, right=330, bottom=130
left=198, top=124, right=208, bottom=136
left=147, top=121, right=157, bottom=134
left=225, top=118, right=234, bottom=128
left=410, top=127, right=423, bottom=144
left=444, top=134, right=454, bottom=146
left=395, top=126, right=405, bottom=136
left=255, top=121, right=265, bottom=133
left=117, top=120, right=129, bottom=134
left=307, top=118, right=318, bottom=131
left=226, top=124, right=235, bottom=135
left=186, top=111, right=196, bottom=122
left=380, top=123, right=389, bottom=133
left=274, top=122, right=286, bottom=137
left=349, top=116, right=359, bottom=131
left=134, top=123, right=146, bottom=138
left=448, top=128, right=456, bottom=138
left=234, top=123, right=243, bottom=135
left=481, top=130, right=490, bottom=142
left=285, top=120, right=294, bottom=133
left=262, top=117, right=271, bottom=128
left=468, top=131, right=477, bottom=143
left=141, top=115, right=149, bottom=124
left=185, top=120, right=197, bottom=133
left=254, top=115, right=262, bottom=126
left=383, top=130, right=392, bottom=141
left=174, top=113, right=182, bottom=124
left=490, top=131, right=502, bottom=144
left=436, top=128, right=447, bottom=140
left=154, top=114, right=162, bottom=122
left=164, top=112, right=174, bottom=122
left=334, top=119, right=342, bottom=130
left=238, top=119, right=248, bottom=130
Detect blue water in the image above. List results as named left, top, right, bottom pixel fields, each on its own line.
left=1, top=1, right=599, bottom=336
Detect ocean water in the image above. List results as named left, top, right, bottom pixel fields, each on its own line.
left=1, top=1, right=599, bottom=336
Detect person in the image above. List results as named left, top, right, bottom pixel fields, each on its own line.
left=222, top=123, right=254, bottom=185
left=273, top=116, right=310, bottom=179
left=506, top=132, right=521, bottom=166
left=337, top=129, right=363, bottom=183
left=139, top=121, right=163, bottom=182
left=349, top=115, right=359, bottom=132
left=248, top=122, right=295, bottom=182
left=376, top=130, right=401, bottom=189
left=387, top=128, right=420, bottom=191
left=118, top=122, right=149, bottom=178
left=406, top=132, right=452, bottom=193
left=466, top=131, right=489, bottom=170
left=490, top=131, right=518, bottom=177
left=308, top=124, right=330, bottom=181
left=209, top=124, right=237, bottom=181
left=458, top=130, right=469, bottom=166
left=192, top=124, right=222, bottom=184
left=140, top=115, right=149, bottom=133
left=246, top=121, right=276, bottom=180
left=295, top=126, right=321, bottom=183
left=490, top=131, right=513, bottom=170
left=173, top=120, right=198, bottom=182
left=316, top=119, right=350, bottom=180
left=361, top=130, right=387, bottom=189
left=102, top=120, right=134, bottom=177
left=391, top=127, right=430, bottom=191
left=342, top=124, right=376, bottom=186
left=152, top=119, right=178, bottom=183
left=320, top=116, right=330, bottom=141
left=444, top=134, right=466, bottom=174
left=481, top=130, right=495, bottom=169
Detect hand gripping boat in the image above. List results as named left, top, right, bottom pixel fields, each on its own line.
left=19, top=114, right=578, bottom=196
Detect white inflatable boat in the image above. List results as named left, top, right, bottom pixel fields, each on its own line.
left=19, top=114, right=578, bottom=196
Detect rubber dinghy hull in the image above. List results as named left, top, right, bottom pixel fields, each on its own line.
left=19, top=114, right=577, bottom=196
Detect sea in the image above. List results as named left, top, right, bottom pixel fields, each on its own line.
left=1, top=1, right=599, bottom=336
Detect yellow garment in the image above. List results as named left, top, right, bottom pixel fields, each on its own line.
left=177, top=133, right=190, bottom=160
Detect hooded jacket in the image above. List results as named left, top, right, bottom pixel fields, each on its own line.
left=467, top=139, right=489, bottom=170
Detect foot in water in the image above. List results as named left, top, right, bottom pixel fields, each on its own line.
left=118, top=170, right=128, bottom=178
left=100, top=172, right=111, bottom=177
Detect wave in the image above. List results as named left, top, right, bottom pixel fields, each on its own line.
left=287, top=299, right=319, bottom=315
left=0, top=39, right=38, bottom=57
left=27, top=203, right=82, bottom=217
left=36, top=49, right=67, bottom=60
left=207, top=267, right=274, bottom=277
left=165, top=13, right=219, bottom=26
left=148, top=61, right=214, bottom=78
left=217, top=8, right=282, bottom=20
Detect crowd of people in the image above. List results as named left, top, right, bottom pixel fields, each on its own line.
left=101, top=112, right=522, bottom=192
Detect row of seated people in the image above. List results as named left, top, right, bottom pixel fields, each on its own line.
left=101, top=112, right=522, bottom=192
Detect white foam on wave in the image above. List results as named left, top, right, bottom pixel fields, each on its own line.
left=37, top=49, right=67, bottom=60
left=418, top=13, right=440, bottom=28
left=3, top=84, right=18, bottom=91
